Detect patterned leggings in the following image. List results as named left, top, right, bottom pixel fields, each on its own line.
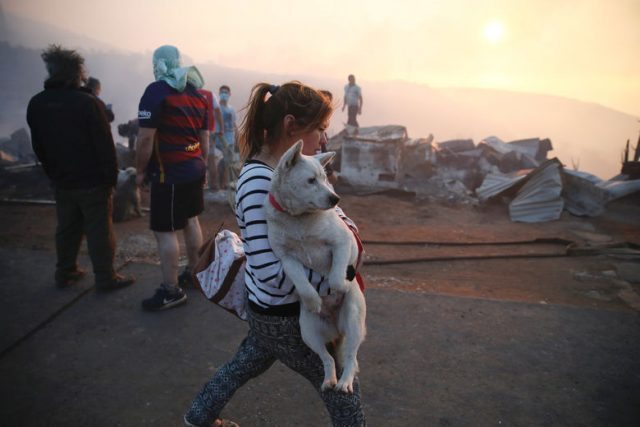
left=185, top=308, right=366, bottom=426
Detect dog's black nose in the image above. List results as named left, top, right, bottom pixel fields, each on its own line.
left=329, top=194, right=340, bottom=207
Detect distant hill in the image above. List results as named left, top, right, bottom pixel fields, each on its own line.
left=1, top=42, right=637, bottom=180
left=361, top=82, right=639, bottom=179
left=1, top=8, right=119, bottom=52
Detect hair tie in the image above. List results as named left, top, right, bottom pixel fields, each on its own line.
left=268, top=84, right=280, bottom=95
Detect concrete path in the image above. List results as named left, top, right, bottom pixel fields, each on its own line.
left=1, top=249, right=639, bottom=426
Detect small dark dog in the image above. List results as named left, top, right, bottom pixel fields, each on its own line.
left=113, top=167, right=142, bottom=222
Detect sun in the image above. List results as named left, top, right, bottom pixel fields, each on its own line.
left=483, top=20, right=505, bottom=44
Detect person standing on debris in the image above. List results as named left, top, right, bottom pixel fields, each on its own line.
left=184, top=82, right=366, bottom=427
left=214, top=84, right=238, bottom=190
left=342, top=74, right=363, bottom=129
left=86, top=76, right=115, bottom=123
left=27, top=45, right=135, bottom=291
left=136, top=45, right=209, bottom=311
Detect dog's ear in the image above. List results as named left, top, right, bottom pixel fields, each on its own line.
left=314, top=151, right=335, bottom=167
left=282, top=140, right=303, bottom=169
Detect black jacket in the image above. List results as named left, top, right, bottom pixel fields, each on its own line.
left=27, top=83, right=118, bottom=189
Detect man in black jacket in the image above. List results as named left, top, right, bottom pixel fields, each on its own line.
left=27, top=45, right=134, bottom=291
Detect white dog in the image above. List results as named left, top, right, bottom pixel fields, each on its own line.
left=113, top=167, right=142, bottom=222
left=265, top=140, right=366, bottom=393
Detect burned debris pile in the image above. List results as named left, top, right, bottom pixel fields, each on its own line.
left=0, top=128, right=37, bottom=166
left=327, top=125, right=640, bottom=223
left=621, top=138, right=640, bottom=179
left=0, top=128, right=52, bottom=200
left=1, top=124, right=639, bottom=224
left=0, top=127, right=141, bottom=222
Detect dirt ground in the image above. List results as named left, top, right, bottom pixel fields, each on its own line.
left=1, top=183, right=639, bottom=313
left=2, top=179, right=640, bottom=426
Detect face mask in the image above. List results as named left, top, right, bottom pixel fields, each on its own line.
left=220, top=93, right=230, bottom=101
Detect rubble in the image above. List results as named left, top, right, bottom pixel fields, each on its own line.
left=476, top=159, right=565, bottom=222
left=0, top=127, right=139, bottom=202
left=0, top=128, right=36, bottom=166
left=508, top=159, right=564, bottom=223
left=1, top=122, right=638, bottom=225
left=328, top=125, right=640, bottom=223
left=327, top=125, right=408, bottom=174
left=562, top=169, right=611, bottom=217
left=621, top=137, right=640, bottom=179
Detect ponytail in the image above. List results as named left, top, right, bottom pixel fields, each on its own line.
left=238, top=83, right=271, bottom=160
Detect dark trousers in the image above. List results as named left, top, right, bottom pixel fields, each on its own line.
left=347, top=105, right=359, bottom=127
left=185, top=307, right=365, bottom=426
left=54, top=186, right=116, bottom=287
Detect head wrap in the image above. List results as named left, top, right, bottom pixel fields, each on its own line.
left=152, top=45, right=204, bottom=92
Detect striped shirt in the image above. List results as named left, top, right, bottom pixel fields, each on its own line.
left=235, top=160, right=357, bottom=309
left=138, top=81, right=208, bottom=184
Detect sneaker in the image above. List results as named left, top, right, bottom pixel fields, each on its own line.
left=142, top=284, right=187, bottom=311
left=55, top=268, right=87, bottom=288
left=178, top=267, right=196, bottom=289
left=96, top=275, right=135, bottom=292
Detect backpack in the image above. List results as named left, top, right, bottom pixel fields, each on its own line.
left=193, top=228, right=247, bottom=320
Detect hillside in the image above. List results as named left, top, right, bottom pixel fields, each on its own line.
left=1, top=42, right=637, bottom=180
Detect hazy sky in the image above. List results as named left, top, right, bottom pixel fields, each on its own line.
left=3, top=0, right=640, bottom=116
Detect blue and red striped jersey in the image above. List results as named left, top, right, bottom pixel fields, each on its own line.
left=138, top=80, right=209, bottom=184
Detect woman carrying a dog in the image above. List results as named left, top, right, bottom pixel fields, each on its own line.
left=184, top=82, right=366, bottom=427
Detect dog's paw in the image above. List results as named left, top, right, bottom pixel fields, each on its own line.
left=335, top=378, right=354, bottom=394
left=321, top=378, right=337, bottom=391
left=302, top=293, right=323, bottom=314
left=329, top=277, right=350, bottom=293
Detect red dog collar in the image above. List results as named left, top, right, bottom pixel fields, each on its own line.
left=268, top=193, right=286, bottom=213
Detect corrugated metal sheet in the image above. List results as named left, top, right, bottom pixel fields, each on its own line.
left=598, top=179, right=640, bottom=200
left=481, top=136, right=542, bottom=158
left=475, top=173, right=526, bottom=201
left=326, top=125, right=408, bottom=153
left=344, top=125, right=408, bottom=144
left=510, top=197, right=564, bottom=223
left=562, top=169, right=608, bottom=217
left=479, top=136, right=541, bottom=170
left=507, top=138, right=542, bottom=158
left=564, top=169, right=603, bottom=185
left=479, top=136, right=510, bottom=154
left=437, top=139, right=475, bottom=152
left=561, top=170, right=640, bottom=216
left=509, top=159, right=564, bottom=223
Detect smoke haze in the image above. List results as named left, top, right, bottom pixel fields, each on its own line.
left=1, top=5, right=638, bottom=180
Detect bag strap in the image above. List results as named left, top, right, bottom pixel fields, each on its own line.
left=210, top=255, right=246, bottom=303
left=197, top=222, right=225, bottom=258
